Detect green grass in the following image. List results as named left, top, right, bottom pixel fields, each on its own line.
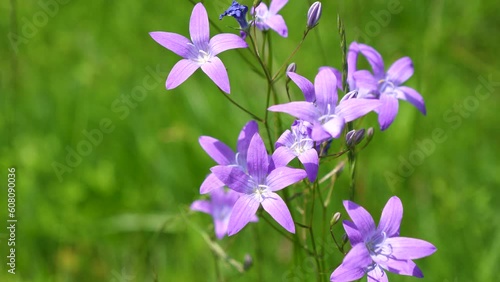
left=1, top=0, right=499, bottom=281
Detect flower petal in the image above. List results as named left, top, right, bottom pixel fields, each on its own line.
left=311, top=123, right=332, bottom=142
left=266, top=167, right=306, bottom=191
left=384, top=258, right=424, bottom=278
left=201, top=56, right=231, bottom=93
left=209, top=33, right=248, bottom=56
left=376, top=94, right=399, bottom=131
left=314, top=68, right=338, bottom=112
left=199, top=136, right=235, bottom=165
left=387, top=57, right=413, bottom=85
left=189, top=3, right=209, bottom=48
left=200, top=173, right=225, bottom=194
left=322, top=116, right=345, bottom=139
left=237, top=120, right=259, bottom=162
left=287, top=72, right=315, bottom=102
left=320, top=66, right=343, bottom=90
left=367, top=266, right=388, bottom=282
left=166, top=59, right=199, bottom=90
left=247, top=133, right=269, bottom=183
left=261, top=192, right=295, bottom=233
left=330, top=244, right=371, bottom=282
left=377, top=196, right=403, bottom=237
left=275, top=129, right=294, bottom=148
left=214, top=218, right=229, bottom=239
left=352, top=70, right=379, bottom=98
left=347, top=41, right=360, bottom=85
left=397, top=86, right=426, bottom=115
left=358, top=43, right=385, bottom=79
left=297, top=149, right=319, bottom=182
left=336, top=98, right=381, bottom=122
left=271, top=146, right=296, bottom=168
left=211, top=165, right=252, bottom=194
left=265, top=15, right=288, bottom=37
left=228, top=194, right=260, bottom=235
left=190, top=200, right=211, bottom=214
left=343, top=220, right=363, bottom=246
left=343, top=200, right=376, bottom=237
left=269, top=0, right=288, bottom=14
left=268, top=102, right=319, bottom=122
left=149, top=32, right=193, bottom=58
left=384, top=237, right=437, bottom=260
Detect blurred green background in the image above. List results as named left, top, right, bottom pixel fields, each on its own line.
left=1, top=0, right=499, bottom=281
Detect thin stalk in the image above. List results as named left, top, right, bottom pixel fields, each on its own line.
left=218, top=88, right=263, bottom=122
left=337, top=14, right=357, bottom=200
left=212, top=250, right=222, bottom=282
left=271, top=30, right=310, bottom=81
left=308, top=182, right=323, bottom=281
left=253, top=223, right=264, bottom=281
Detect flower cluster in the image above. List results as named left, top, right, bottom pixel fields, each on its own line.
left=149, top=1, right=435, bottom=281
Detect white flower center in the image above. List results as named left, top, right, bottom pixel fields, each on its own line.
left=317, top=104, right=337, bottom=125
left=195, top=49, right=211, bottom=65
left=254, top=184, right=269, bottom=202
left=365, top=231, right=393, bottom=262
left=378, top=79, right=397, bottom=96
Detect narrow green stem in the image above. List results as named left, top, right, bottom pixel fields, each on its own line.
left=218, top=89, right=263, bottom=122
left=271, top=30, right=310, bottom=81
left=337, top=14, right=357, bottom=200
left=308, top=182, right=323, bottom=281
left=212, top=250, right=222, bottom=282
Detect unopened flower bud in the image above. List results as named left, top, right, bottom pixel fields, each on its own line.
left=243, top=254, right=253, bottom=271
left=345, top=130, right=355, bottom=147
left=306, top=2, right=322, bottom=29
left=330, top=212, right=342, bottom=226
left=353, top=128, right=366, bottom=144
left=286, top=62, right=297, bottom=73
left=366, top=127, right=374, bottom=142
left=220, top=1, right=249, bottom=30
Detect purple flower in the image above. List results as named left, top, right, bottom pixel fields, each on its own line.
left=251, top=0, right=288, bottom=37
left=190, top=187, right=257, bottom=239
left=273, top=120, right=319, bottom=182
left=211, top=133, right=307, bottom=235
left=199, top=121, right=258, bottom=194
left=330, top=196, right=437, bottom=282
left=220, top=0, right=249, bottom=30
left=268, top=68, right=381, bottom=141
left=149, top=3, right=248, bottom=93
left=348, top=42, right=426, bottom=130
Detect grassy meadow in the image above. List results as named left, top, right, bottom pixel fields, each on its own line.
left=1, top=0, right=499, bottom=281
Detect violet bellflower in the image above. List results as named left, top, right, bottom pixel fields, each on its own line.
left=220, top=0, right=249, bottom=30
left=190, top=187, right=257, bottom=239
left=348, top=42, right=426, bottom=130
left=198, top=121, right=258, bottom=194
left=330, top=196, right=437, bottom=282
left=149, top=3, right=247, bottom=93
left=268, top=68, right=381, bottom=142
left=251, top=0, right=288, bottom=37
left=273, top=120, right=319, bottom=182
left=211, top=133, right=307, bottom=235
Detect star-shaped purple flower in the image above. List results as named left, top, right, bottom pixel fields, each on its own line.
left=211, top=133, right=307, bottom=235
left=268, top=68, right=381, bottom=141
left=348, top=42, right=426, bottom=130
left=199, top=120, right=258, bottom=194
left=273, top=120, right=319, bottom=182
left=251, top=0, right=288, bottom=37
left=149, top=3, right=248, bottom=93
left=330, top=196, right=437, bottom=282
left=190, top=187, right=257, bottom=239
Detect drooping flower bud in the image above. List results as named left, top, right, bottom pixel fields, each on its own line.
left=286, top=62, right=297, bottom=73
left=346, top=129, right=366, bottom=148
left=306, top=2, right=322, bottom=29
left=220, top=0, right=249, bottom=30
